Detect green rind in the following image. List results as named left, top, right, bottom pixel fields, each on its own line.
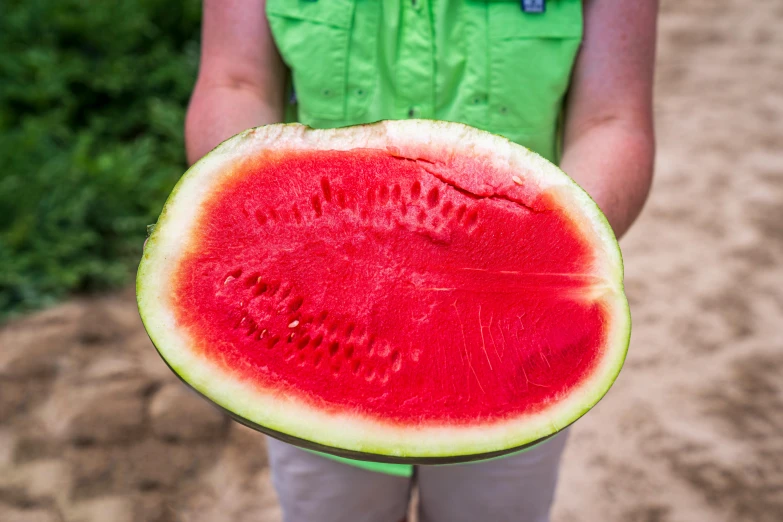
left=137, top=120, right=631, bottom=462
left=156, top=344, right=560, bottom=464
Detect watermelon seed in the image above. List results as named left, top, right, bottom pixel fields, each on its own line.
left=351, top=360, right=361, bottom=374
left=312, top=334, right=324, bottom=348
left=391, top=350, right=402, bottom=372
left=317, top=310, right=329, bottom=323
left=512, top=175, right=524, bottom=185
left=336, top=189, right=346, bottom=208
left=378, top=185, right=390, bottom=205
left=287, top=332, right=295, bottom=343
left=465, top=209, right=479, bottom=228
left=224, top=269, right=242, bottom=285
left=256, top=329, right=267, bottom=341
left=269, top=208, right=279, bottom=221
left=411, top=181, right=421, bottom=199
left=427, top=187, right=440, bottom=207
left=244, top=273, right=260, bottom=287
left=233, top=312, right=248, bottom=329
left=400, top=201, right=408, bottom=216
left=441, top=201, right=453, bottom=217
left=392, top=184, right=401, bottom=202
left=345, top=323, right=356, bottom=339
left=268, top=336, right=280, bottom=348
left=255, top=210, right=267, bottom=225
left=246, top=322, right=258, bottom=336
left=367, top=187, right=376, bottom=206
left=455, top=204, right=467, bottom=221
left=328, top=342, right=340, bottom=356
left=365, top=367, right=376, bottom=382
left=288, top=320, right=300, bottom=328
left=292, top=205, right=303, bottom=223
left=332, top=363, right=341, bottom=374
left=297, top=336, right=310, bottom=349
left=344, top=345, right=354, bottom=358
left=288, top=296, right=304, bottom=313
left=320, top=177, right=332, bottom=202
left=417, top=210, right=426, bottom=223
left=311, top=195, right=323, bottom=217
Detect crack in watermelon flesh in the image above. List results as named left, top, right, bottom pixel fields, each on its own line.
left=172, top=148, right=609, bottom=425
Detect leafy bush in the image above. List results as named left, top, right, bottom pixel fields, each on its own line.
left=0, top=0, right=201, bottom=318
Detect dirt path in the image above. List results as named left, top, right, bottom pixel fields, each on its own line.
left=0, top=290, right=282, bottom=522
left=2, top=0, right=782, bottom=520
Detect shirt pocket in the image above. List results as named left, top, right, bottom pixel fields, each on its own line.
left=487, top=0, right=583, bottom=138
left=266, top=0, right=356, bottom=120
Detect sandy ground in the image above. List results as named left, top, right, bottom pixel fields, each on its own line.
left=2, top=0, right=782, bottom=520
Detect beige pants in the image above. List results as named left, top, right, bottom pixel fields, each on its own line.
left=266, top=430, right=569, bottom=522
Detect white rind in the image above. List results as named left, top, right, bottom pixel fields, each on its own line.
left=137, top=121, right=630, bottom=458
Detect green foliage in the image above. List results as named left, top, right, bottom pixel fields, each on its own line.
left=0, top=0, right=201, bottom=318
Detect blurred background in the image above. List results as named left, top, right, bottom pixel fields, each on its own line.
left=1, top=0, right=781, bottom=521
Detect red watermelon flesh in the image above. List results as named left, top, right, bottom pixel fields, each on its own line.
left=137, top=121, right=629, bottom=462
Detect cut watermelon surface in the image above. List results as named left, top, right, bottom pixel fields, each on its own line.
left=137, top=121, right=630, bottom=463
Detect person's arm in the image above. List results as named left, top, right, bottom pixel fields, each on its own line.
left=185, top=0, right=287, bottom=165
left=560, top=0, right=658, bottom=239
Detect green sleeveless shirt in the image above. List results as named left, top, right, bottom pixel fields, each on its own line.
left=266, top=0, right=583, bottom=477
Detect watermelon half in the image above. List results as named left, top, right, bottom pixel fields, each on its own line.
left=137, top=121, right=630, bottom=463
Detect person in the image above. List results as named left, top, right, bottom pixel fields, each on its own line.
left=185, top=1, right=657, bottom=520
